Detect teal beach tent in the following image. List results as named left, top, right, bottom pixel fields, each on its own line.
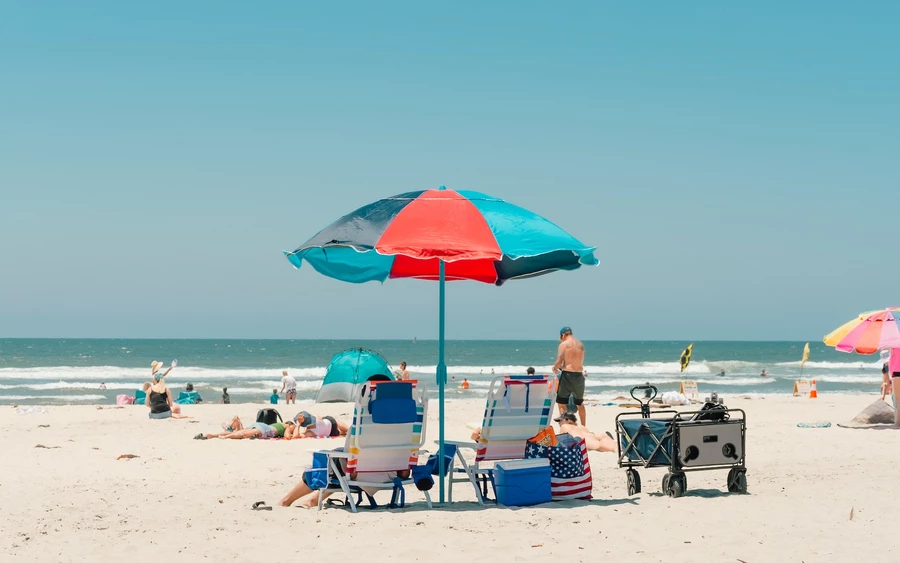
left=316, top=348, right=394, bottom=403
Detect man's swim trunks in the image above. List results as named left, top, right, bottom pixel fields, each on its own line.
left=556, top=370, right=585, bottom=405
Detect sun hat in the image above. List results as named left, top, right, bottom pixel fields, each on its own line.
left=151, top=361, right=163, bottom=373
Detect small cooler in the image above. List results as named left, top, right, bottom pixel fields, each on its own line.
left=494, top=458, right=552, bottom=507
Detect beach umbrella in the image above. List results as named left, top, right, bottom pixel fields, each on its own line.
left=823, top=308, right=900, bottom=354
left=316, top=348, right=393, bottom=403
left=284, top=186, right=598, bottom=502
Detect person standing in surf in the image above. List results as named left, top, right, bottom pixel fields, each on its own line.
left=552, top=326, right=587, bottom=426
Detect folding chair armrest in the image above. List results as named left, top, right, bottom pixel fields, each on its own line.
left=444, top=440, right=478, bottom=449
left=320, top=449, right=350, bottom=459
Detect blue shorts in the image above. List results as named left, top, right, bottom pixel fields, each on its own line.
left=149, top=410, right=172, bottom=420
left=252, top=423, right=276, bottom=439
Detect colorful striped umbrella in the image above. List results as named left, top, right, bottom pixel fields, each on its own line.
left=823, top=308, right=900, bottom=354
left=286, top=188, right=597, bottom=285
left=284, top=186, right=598, bottom=502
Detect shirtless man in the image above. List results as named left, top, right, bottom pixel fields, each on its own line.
left=555, top=412, right=616, bottom=453
left=552, top=326, right=587, bottom=425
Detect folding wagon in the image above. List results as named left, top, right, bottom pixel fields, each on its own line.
left=615, top=385, right=747, bottom=498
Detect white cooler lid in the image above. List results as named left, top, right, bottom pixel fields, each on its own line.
left=495, top=458, right=550, bottom=471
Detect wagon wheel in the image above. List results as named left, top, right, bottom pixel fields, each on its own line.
left=662, top=473, right=670, bottom=493
left=736, top=472, right=747, bottom=494
left=727, top=468, right=748, bottom=494
left=667, top=474, right=685, bottom=498
left=626, top=468, right=641, bottom=495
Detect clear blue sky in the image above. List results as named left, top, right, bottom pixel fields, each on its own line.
left=1, top=2, right=897, bottom=340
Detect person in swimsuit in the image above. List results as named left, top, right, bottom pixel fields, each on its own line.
left=880, top=363, right=893, bottom=402
left=398, top=362, right=410, bottom=381
left=280, top=370, right=297, bottom=404
left=552, top=326, right=587, bottom=425
left=195, top=416, right=285, bottom=440
left=146, top=373, right=190, bottom=419
left=287, top=411, right=349, bottom=439
left=555, top=412, right=616, bottom=452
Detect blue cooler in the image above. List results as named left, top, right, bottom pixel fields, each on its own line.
left=494, top=458, right=552, bottom=507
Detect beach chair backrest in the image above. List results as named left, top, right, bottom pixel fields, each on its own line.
left=475, top=375, right=557, bottom=463
left=345, top=380, right=427, bottom=473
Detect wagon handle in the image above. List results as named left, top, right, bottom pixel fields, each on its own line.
left=630, top=384, right=657, bottom=403
left=630, top=384, right=657, bottom=418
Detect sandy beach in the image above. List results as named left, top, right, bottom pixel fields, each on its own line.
left=3, top=393, right=898, bottom=562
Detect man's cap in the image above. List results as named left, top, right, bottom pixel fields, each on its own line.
left=554, top=412, right=577, bottom=423
left=559, top=326, right=572, bottom=336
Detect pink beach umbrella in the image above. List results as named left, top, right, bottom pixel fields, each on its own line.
left=823, top=308, right=900, bottom=355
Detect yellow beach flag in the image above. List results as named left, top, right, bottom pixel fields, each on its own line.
left=680, top=343, right=694, bottom=373
left=794, top=342, right=812, bottom=395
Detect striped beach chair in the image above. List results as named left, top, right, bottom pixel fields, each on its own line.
left=316, top=380, right=432, bottom=512
left=446, top=374, right=557, bottom=505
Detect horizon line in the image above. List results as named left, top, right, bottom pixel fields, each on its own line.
left=0, top=336, right=826, bottom=343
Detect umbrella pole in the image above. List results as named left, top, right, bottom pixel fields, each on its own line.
left=437, top=260, right=447, bottom=503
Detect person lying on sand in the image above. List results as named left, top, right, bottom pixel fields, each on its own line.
left=554, top=412, right=616, bottom=452
left=195, top=416, right=285, bottom=440
left=288, top=411, right=349, bottom=439
left=469, top=412, right=615, bottom=453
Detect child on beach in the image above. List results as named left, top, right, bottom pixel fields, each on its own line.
left=270, top=389, right=279, bottom=404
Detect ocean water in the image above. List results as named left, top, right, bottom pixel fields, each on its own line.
left=0, top=339, right=885, bottom=405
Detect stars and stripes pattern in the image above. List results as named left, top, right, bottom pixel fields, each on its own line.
left=524, top=433, right=592, bottom=500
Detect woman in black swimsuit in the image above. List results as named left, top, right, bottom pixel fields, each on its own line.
left=146, top=374, right=190, bottom=419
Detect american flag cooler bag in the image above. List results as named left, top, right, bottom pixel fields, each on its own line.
left=524, top=432, right=593, bottom=500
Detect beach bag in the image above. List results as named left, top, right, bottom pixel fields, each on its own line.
left=116, top=394, right=134, bottom=406
left=528, top=426, right=558, bottom=447
left=256, top=408, right=282, bottom=425
left=691, top=402, right=729, bottom=422
left=525, top=432, right=592, bottom=500
left=414, top=444, right=457, bottom=491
